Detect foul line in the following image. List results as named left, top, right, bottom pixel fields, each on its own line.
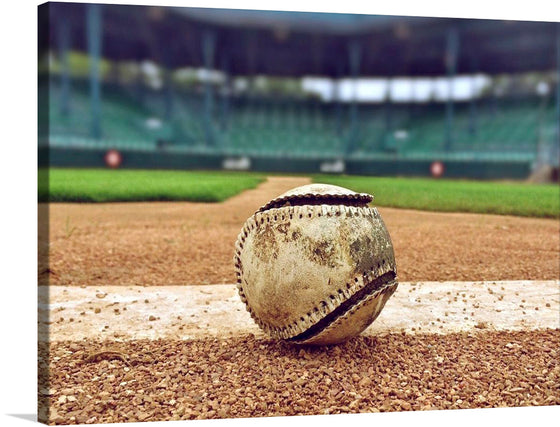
left=39, top=280, right=560, bottom=342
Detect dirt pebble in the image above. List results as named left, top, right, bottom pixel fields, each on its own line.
left=39, top=329, right=560, bottom=424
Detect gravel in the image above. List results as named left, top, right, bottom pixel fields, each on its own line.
left=39, top=328, right=560, bottom=425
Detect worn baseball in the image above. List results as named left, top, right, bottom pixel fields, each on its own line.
left=234, top=183, right=398, bottom=345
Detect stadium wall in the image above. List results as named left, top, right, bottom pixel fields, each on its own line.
left=41, top=147, right=532, bottom=180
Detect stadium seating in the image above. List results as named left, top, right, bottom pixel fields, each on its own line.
left=45, top=78, right=557, bottom=162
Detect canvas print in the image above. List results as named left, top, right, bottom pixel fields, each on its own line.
left=38, top=2, right=559, bottom=425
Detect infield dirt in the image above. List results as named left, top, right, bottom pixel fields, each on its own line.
left=38, top=176, right=560, bottom=425
left=41, top=176, right=559, bottom=287
left=40, top=330, right=560, bottom=424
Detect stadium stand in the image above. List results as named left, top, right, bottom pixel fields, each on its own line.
left=39, top=4, right=560, bottom=179
left=39, top=4, right=559, bottom=179
left=46, top=77, right=557, bottom=165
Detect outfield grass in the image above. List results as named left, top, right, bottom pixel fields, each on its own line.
left=314, top=175, right=559, bottom=219
left=41, top=168, right=559, bottom=218
left=41, top=168, right=265, bottom=203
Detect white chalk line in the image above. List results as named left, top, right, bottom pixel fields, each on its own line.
left=39, top=280, right=560, bottom=342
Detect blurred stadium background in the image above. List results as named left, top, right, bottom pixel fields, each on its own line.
left=38, top=3, right=560, bottom=180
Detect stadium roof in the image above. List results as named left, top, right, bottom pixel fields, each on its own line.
left=172, top=8, right=424, bottom=35
left=44, top=3, right=559, bottom=77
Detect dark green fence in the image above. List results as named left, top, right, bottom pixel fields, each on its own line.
left=42, top=147, right=532, bottom=180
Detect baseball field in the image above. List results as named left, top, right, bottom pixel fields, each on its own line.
left=38, top=168, right=560, bottom=424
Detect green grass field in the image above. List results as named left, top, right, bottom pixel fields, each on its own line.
left=41, top=168, right=265, bottom=203
left=41, top=168, right=558, bottom=218
left=314, top=175, right=559, bottom=219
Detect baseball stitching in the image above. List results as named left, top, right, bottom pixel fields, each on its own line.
left=258, top=191, right=373, bottom=212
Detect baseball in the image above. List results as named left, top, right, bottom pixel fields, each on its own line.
left=234, top=183, right=398, bottom=345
